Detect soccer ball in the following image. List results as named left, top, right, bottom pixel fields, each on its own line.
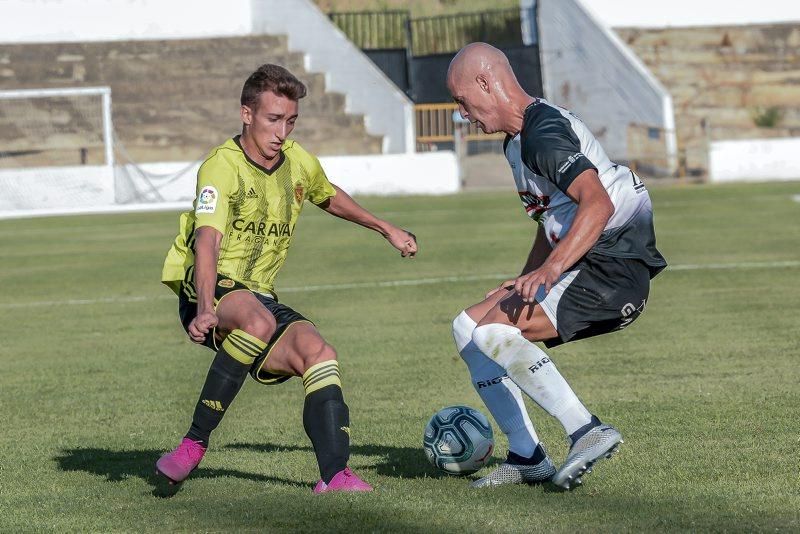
left=423, top=405, right=494, bottom=475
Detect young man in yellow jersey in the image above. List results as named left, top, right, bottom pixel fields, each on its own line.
left=158, top=64, right=417, bottom=493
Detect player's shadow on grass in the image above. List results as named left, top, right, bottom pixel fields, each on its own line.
left=54, top=448, right=312, bottom=498
left=224, top=442, right=499, bottom=479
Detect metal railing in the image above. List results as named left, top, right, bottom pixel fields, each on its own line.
left=329, top=8, right=524, bottom=56
left=328, top=10, right=409, bottom=49
left=415, top=103, right=504, bottom=151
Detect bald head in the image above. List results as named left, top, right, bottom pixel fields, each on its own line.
left=447, top=42, right=532, bottom=135
left=447, top=42, right=512, bottom=85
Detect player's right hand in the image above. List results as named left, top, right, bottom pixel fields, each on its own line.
left=485, top=280, right=515, bottom=299
left=188, top=311, right=218, bottom=343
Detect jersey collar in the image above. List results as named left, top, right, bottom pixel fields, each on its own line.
left=233, top=135, right=286, bottom=175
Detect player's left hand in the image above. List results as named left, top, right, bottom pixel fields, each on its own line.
left=513, top=262, right=563, bottom=303
left=385, top=227, right=418, bottom=258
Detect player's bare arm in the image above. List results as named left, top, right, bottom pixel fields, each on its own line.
left=188, top=226, right=222, bottom=342
left=514, top=169, right=613, bottom=302
left=318, top=184, right=418, bottom=257
left=486, top=224, right=552, bottom=299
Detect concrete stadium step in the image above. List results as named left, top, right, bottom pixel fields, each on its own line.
left=0, top=34, right=382, bottom=161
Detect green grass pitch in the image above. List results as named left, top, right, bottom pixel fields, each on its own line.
left=1, top=181, right=799, bottom=532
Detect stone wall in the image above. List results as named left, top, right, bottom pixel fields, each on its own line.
left=616, top=23, right=800, bottom=174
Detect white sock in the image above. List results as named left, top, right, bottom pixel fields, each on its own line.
left=471, top=323, right=592, bottom=435
left=453, top=311, right=540, bottom=458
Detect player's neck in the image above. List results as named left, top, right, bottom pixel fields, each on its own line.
left=239, top=131, right=281, bottom=170
left=505, top=95, right=536, bottom=137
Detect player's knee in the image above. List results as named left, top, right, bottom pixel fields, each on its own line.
left=471, top=323, right=522, bottom=366
left=301, top=340, right=337, bottom=374
left=452, top=310, right=478, bottom=353
left=240, top=313, right=277, bottom=343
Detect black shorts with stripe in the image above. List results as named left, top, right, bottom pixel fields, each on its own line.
left=536, top=252, right=651, bottom=348
left=178, top=274, right=312, bottom=385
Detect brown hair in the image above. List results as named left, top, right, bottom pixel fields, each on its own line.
left=240, top=64, right=307, bottom=109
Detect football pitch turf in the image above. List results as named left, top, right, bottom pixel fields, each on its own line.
left=1, top=181, right=799, bottom=532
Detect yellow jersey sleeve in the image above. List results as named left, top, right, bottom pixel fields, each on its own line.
left=306, top=154, right=337, bottom=205
left=194, top=155, right=237, bottom=234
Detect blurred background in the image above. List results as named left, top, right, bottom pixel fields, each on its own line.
left=0, top=0, right=798, bottom=217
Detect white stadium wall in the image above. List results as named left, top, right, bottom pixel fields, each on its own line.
left=320, top=152, right=459, bottom=196
left=536, top=0, right=677, bottom=172
left=580, top=0, right=800, bottom=28
left=708, top=138, right=800, bottom=183
left=0, top=0, right=254, bottom=43
left=0, top=153, right=460, bottom=219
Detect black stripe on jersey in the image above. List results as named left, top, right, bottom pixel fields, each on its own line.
left=187, top=220, right=197, bottom=252
left=520, top=102, right=597, bottom=193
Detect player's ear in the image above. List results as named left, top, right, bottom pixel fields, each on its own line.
left=476, top=74, right=490, bottom=94
left=240, top=104, right=252, bottom=126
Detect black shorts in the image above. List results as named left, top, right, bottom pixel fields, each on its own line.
left=178, top=274, right=313, bottom=385
left=535, top=253, right=651, bottom=348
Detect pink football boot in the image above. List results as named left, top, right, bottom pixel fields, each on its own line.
left=313, top=467, right=373, bottom=494
left=155, top=438, right=206, bottom=484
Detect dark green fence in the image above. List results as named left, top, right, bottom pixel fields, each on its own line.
left=328, top=10, right=409, bottom=50
left=328, top=8, right=524, bottom=55
left=409, top=8, right=523, bottom=55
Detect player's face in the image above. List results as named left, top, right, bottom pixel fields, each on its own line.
left=241, top=91, right=299, bottom=161
left=448, top=77, right=501, bottom=134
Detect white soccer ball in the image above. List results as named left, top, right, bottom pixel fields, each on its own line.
left=423, top=405, right=494, bottom=475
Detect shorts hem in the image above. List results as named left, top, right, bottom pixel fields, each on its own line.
left=250, top=319, right=314, bottom=385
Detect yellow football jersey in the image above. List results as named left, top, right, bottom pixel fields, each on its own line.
left=162, top=136, right=336, bottom=298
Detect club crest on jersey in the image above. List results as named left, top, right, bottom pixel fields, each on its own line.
left=518, top=191, right=550, bottom=219
left=294, top=183, right=304, bottom=204
left=196, top=186, right=218, bottom=214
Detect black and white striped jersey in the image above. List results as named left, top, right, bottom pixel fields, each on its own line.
left=504, top=98, right=666, bottom=277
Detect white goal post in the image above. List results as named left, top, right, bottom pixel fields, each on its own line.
left=0, top=86, right=114, bottom=167
left=0, top=86, right=119, bottom=217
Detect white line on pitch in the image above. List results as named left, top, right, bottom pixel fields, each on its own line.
left=668, top=260, right=800, bottom=271
left=3, top=259, right=799, bottom=309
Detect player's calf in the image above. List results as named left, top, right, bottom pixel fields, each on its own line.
left=302, top=359, right=372, bottom=493
left=453, top=311, right=544, bottom=462
left=156, top=329, right=267, bottom=484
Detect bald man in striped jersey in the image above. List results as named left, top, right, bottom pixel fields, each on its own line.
left=447, top=43, right=666, bottom=490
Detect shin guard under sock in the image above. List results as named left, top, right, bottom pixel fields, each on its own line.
left=186, top=330, right=265, bottom=446
left=302, top=360, right=350, bottom=484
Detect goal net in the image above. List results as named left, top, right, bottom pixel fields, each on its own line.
left=0, top=86, right=201, bottom=218
left=0, top=86, right=115, bottom=214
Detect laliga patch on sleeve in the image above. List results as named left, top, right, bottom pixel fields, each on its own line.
left=196, top=186, right=218, bottom=214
